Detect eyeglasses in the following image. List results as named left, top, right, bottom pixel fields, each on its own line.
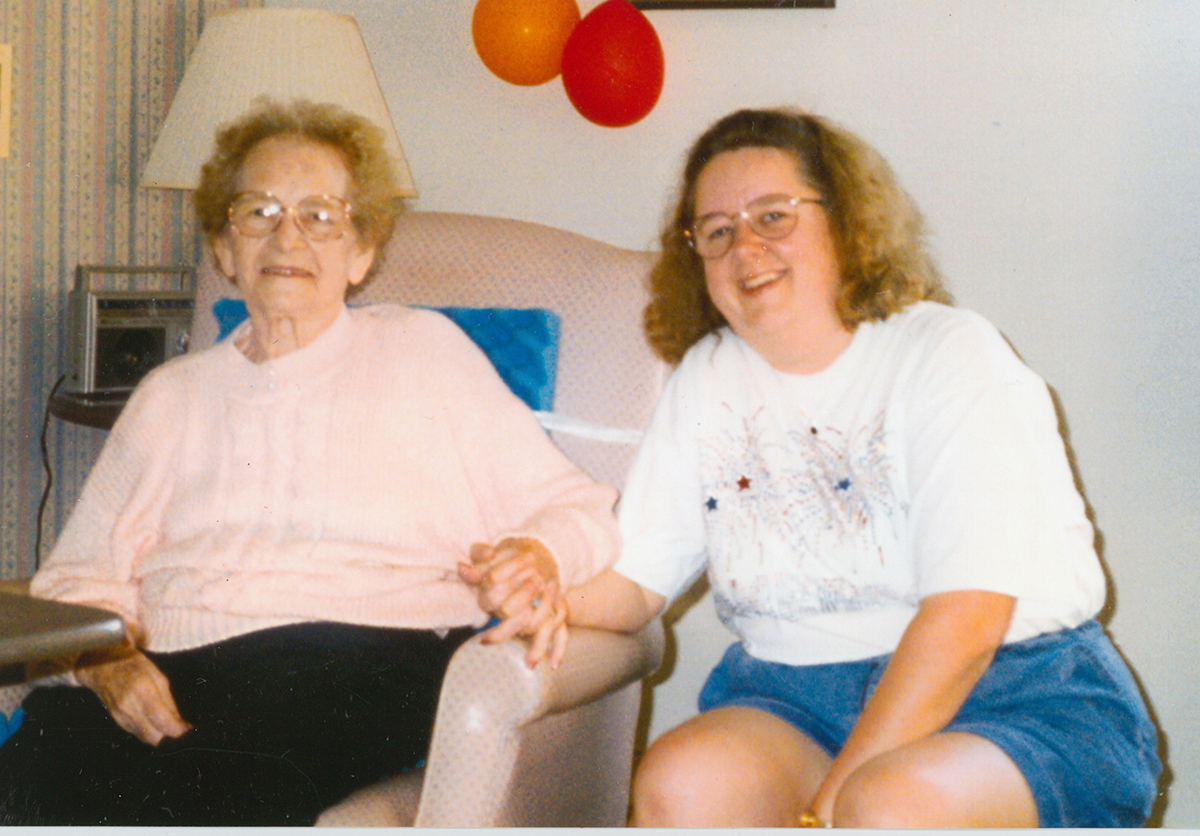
left=227, top=192, right=353, bottom=242
left=686, top=194, right=824, bottom=259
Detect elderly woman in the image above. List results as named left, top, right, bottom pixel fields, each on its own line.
left=553, top=109, right=1160, bottom=827
left=0, top=100, right=617, bottom=825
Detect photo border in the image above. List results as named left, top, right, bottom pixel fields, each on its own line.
left=632, top=1, right=833, bottom=9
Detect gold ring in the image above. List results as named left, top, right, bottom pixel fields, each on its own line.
left=797, top=811, right=830, bottom=828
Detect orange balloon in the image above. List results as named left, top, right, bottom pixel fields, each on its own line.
left=473, top=0, right=581, bottom=86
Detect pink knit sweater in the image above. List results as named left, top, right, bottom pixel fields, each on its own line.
left=33, top=305, right=620, bottom=653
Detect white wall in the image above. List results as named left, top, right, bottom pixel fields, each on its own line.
left=273, top=0, right=1200, bottom=824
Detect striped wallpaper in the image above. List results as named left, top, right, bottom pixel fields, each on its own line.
left=0, top=0, right=261, bottom=579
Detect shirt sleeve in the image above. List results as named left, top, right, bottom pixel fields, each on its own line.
left=612, top=357, right=709, bottom=603
left=902, top=311, right=1103, bottom=617
left=31, top=364, right=188, bottom=628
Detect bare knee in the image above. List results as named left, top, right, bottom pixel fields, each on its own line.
left=630, top=723, right=721, bottom=827
left=832, top=734, right=1038, bottom=829
left=630, top=707, right=827, bottom=828
left=834, top=755, right=931, bottom=828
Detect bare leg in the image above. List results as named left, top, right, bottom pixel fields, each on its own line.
left=630, top=706, right=831, bottom=827
left=631, top=713, right=1038, bottom=828
left=834, top=731, right=1039, bottom=828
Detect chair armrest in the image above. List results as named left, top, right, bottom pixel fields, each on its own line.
left=0, top=579, right=33, bottom=715
left=537, top=620, right=665, bottom=716
left=0, top=578, right=117, bottom=719
left=0, top=578, right=31, bottom=596
left=414, top=620, right=664, bottom=826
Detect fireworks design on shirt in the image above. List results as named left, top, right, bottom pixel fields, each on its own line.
left=699, top=404, right=907, bottom=623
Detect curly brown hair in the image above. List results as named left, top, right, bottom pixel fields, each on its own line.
left=193, top=98, right=403, bottom=256
left=644, top=108, right=951, bottom=365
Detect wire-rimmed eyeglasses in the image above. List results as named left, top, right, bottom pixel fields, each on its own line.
left=685, top=194, right=824, bottom=259
left=227, top=192, right=353, bottom=242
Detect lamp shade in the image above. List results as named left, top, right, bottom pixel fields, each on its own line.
left=140, top=8, right=416, bottom=197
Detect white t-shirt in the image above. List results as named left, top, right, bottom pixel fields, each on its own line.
left=614, top=302, right=1105, bottom=665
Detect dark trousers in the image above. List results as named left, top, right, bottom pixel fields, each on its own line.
left=0, top=621, right=473, bottom=825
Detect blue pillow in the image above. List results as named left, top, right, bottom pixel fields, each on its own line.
left=212, top=299, right=560, bottom=412
left=426, top=306, right=559, bottom=412
left=213, top=297, right=250, bottom=342
left=0, top=708, right=23, bottom=748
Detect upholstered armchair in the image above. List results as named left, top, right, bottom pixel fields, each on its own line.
left=1, top=211, right=666, bottom=826
left=201, top=210, right=668, bottom=826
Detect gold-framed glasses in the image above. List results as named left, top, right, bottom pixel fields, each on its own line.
left=227, top=191, right=352, bottom=242
left=686, top=194, right=824, bottom=259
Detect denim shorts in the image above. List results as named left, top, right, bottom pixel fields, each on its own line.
left=698, top=620, right=1161, bottom=827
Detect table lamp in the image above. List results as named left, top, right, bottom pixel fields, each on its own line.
left=140, top=7, right=416, bottom=196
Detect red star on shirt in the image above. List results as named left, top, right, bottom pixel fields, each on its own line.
left=737, top=476, right=751, bottom=491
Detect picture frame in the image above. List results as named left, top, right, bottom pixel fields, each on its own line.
left=632, top=1, right=833, bottom=8
left=0, top=43, right=12, bottom=159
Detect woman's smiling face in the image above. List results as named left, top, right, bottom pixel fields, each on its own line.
left=213, top=135, right=375, bottom=334
left=694, top=146, right=846, bottom=371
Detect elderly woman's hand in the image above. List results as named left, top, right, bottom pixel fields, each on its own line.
left=75, top=638, right=192, bottom=746
left=458, top=537, right=569, bottom=668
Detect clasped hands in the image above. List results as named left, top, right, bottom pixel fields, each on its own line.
left=457, top=537, right=569, bottom=669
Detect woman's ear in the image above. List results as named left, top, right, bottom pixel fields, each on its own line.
left=211, top=233, right=237, bottom=281
left=348, top=244, right=376, bottom=287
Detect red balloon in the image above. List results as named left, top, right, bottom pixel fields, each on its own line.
left=473, top=0, right=581, bottom=86
left=561, top=0, right=664, bottom=128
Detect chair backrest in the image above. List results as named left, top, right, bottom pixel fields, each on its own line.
left=189, top=211, right=664, bottom=490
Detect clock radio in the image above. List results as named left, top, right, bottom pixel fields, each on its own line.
left=67, top=265, right=195, bottom=394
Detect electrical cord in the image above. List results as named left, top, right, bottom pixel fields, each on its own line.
left=36, top=374, right=68, bottom=572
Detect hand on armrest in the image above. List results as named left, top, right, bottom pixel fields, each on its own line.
left=458, top=537, right=569, bottom=669
left=458, top=548, right=664, bottom=670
